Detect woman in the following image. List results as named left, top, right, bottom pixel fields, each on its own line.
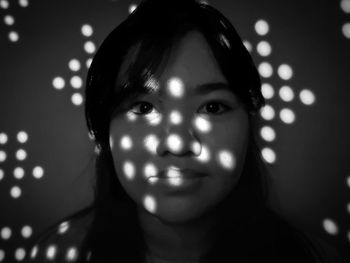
left=29, top=0, right=339, bottom=262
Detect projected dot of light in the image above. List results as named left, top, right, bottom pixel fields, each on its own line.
left=256, top=41, right=272, bottom=57
left=323, top=218, right=339, bottom=235
left=280, top=108, right=295, bottom=124
left=261, top=83, right=274, bottom=99
left=258, top=62, right=273, bottom=78
left=52, top=24, right=96, bottom=107
left=46, top=245, right=57, bottom=260
left=243, top=40, right=252, bottom=52
left=123, top=161, right=136, bottom=180
left=0, top=132, right=8, bottom=144
left=0, top=0, right=9, bottom=9
left=260, top=104, right=275, bottom=120
left=255, top=19, right=270, bottom=36
left=261, top=147, right=276, bottom=164
left=169, top=110, right=183, bottom=125
left=129, top=4, right=138, bottom=14
left=120, top=135, right=133, bottom=150
left=279, top=86, right=295, bottom=102
left=30, top=246, right=38, bottom=259
left=143, top=195, right=156, bottom=213
left=342, top=23, right=350, bottom=38
left=14, top=167, right=25, bottom=179
left=0, top=250, right=4, bottom=261
left=15, top=248, right=25, bottom=261
left=260, top=126, right=276, bottom=142
left=66, top=246, right=78, bottom=261
left=58, top=221, right=70, bottom=234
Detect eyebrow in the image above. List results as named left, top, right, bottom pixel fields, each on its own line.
left=194, top=82, right=231, bottom=94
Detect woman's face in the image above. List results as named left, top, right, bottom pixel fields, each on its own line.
left=109, top=31, right=250, bottom=223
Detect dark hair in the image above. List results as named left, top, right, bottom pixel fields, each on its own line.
left=32, top=0, right=329, bottom=262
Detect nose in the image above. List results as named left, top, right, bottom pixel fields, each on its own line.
left=156, top=122, right=201, bottom=157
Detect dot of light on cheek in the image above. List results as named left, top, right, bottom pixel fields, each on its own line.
left=123, top=161, right=136, bottom=180
left=191, top=141, right=201, bottom=155
left=144, top=163, right=158, bottom=181
left=167, top=77, right=185, bottom=98
left=217, top=150, right=236, bottom=170
left=145, top=112, right=162, bottom=126
left=143, top=195, right=157, bottom=214
left=194, top=116, right=212, bottom=133
left=119, top=135, right=133, bottom=150
left=126, top=111, right=138, bottom=121
left=143, top=134, right=159, bottom=155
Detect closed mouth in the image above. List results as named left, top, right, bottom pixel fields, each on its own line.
left=155, top=168, right=207, bottom=179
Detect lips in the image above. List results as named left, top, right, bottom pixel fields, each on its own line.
left=155, top=167, right=207, bottom=179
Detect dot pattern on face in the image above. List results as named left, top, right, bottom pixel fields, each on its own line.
left=193, top=116, right=212, bottom=133
left=217, top=150, right=236, bottom=170
left=66, top=247, right=78, bottom=261
left=120, top=135, right=133, bottom=151
left=169, top=110, right=183, bottom=125
left=166, top=168, right=183, bottom=186
left=196, top=144, right=211, bottom=163
left=166, top=134, right=183, bottom=153
left=46, top=245, right=57, bottom=260
left=144, top=163, right=158, bottom=179
left=191, top=141, right=201, bottom=155
left=167, top=77, right=185, bottom=98
left=123, top=161, right=136, bottom=180
left=145, top=112, right=162, bottom=126
left=126, top=111, right=138, bottom=121
left=143, top=195, right=157, bottom=214
left=144, top=134, right=159, bottom=155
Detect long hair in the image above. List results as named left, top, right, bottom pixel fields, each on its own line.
left=59, top=0, right=327, bottom=262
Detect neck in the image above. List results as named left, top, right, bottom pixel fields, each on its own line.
left=137, top=207, right=221, bottom=263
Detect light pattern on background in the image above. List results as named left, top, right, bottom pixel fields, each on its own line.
left=0, top=0, right=29, bottom=42
left=341, top=0, right=350, bottom=38
left=52, top=24, right=96, bottom=107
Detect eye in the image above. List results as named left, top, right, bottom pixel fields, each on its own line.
left=199, top=101, right=231, bottom=115
left=129, top=101, right=155, bottom=115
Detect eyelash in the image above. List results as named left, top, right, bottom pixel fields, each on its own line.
left=129, top=100, right=231, bottom=116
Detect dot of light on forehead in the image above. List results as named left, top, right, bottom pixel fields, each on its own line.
left=166, top=134, right=183, bottom=153
left=260, top=126, right=276, bottom=142
left=261, top=83, right=274, bottom=99
left=255, top=19, right=270, bottom=36
left=129, top=4, right=138, bottom=14
left=169, top=110, right=183, bottom=125
left=167, top=77, right=185, bottom=98
left=143, top=195, right=157, bottom=214
left=15, top=248, right=26, bottom=261
left=194, top=116, right=212, bottom=133
left=196, top=144, right=210, bottom=163
left=14, top=167, right=25, bottom=179
left=30, top=246, right=38, bottom=259
left=10, top=186, right=22, bottom=198
left=243, top=40, right=252, bottom=53
left=17, top=131, right=28, bottom=143
left=123, top=161, right=136, bottom=180
left=341, top=0, right=350, bottom=13
left=261, top=147, right=276, bottom=164
left=81, top=24, right=93, bottom=37
left=217, top=150, right=235, bottom=170
left=144, top=163, right=158, bottom=179
left=46, top=245, right=57, bottom=260
left=0, top=133, right=8, bottom=144
left=280, top=108, right=295, bottom=124
left=260, top=104, right=275, bottom=121
left=279, top=86, right=294, bottom=102
left=120, top=135, right=133, bottom=151
left=16, top=149, right=27, bottom=161
left=144, top=134, right=159, bottom=155
left=342, top=23, right=350, bottom=38
left=21, top=225, right=33, bottom=238
left=0, top=151, right=7, bottom=162
left=145, top=112, right=162, bottom=126
left=4, top=15, right=14, bottom=26
left=256, top=41, right=272, bottom=57
left=1, top=227, right=11, bottom=239
left=299, top=89, right=316, bottom=105
left=322, top=218, right=339, bottom=235
left=66, top=247, right=78, bottom=261
left=52, top=76, right=65, bottom=90
left=8, top=31, right=19, bottom=42
left=258, top=62, right=273, bottom=78
left=278, top=64, right=293, bottom=80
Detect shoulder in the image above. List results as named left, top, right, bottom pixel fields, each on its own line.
left=27, top=206, right=94, bottom=263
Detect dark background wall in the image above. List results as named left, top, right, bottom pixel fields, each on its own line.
left=0, top=0, right=349, bottom=261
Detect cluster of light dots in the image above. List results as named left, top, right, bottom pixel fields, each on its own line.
left=340, top=0, right=350, bottom=39
left=0, top=131, right=44, bottom=199
left=322, top=175, right=350, bottom=243
left=0, top=225, right=33, bottom=261
left=0, top=0, right=29, bottom=42
left=243, top=19, right=317, bottom=164
left=110, top=76, right=238, bottom=214
left=52, top=24, right=96, bottom=106
left=28, top=220, right=92, bottom=262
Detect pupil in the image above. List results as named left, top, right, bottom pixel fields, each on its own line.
left=207, top=103, right=219, bottom=113
left=141, top=103, right=151, bottom=113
